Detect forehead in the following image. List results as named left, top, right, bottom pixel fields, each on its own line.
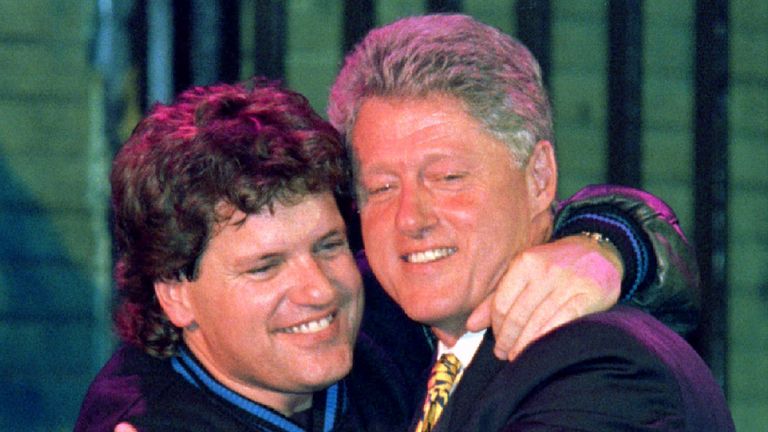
left=355, top=93, right=478, bottom=131
left=213, top=192, right=343, bottom=247
left=351, top=95, right=514, bottom=166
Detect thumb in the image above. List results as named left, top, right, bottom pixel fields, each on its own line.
left=466, top=294, right=492, bottom=331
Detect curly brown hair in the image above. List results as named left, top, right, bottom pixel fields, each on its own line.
left=111, top=79, right=350, bottom=357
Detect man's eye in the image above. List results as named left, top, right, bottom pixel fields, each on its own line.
left=442, top=173, right=466, bottom=181
left=429, top=172, right=468, bottom=188
left=314, top=237, right=349, bottom=256
left=248, top=260, right=280, bottom=275
left=367, top=183, right=393, bottom=195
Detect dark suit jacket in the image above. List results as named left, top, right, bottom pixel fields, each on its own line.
left=430, top=306, right=734, bottom=432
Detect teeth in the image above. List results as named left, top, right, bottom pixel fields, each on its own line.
left=280, top=313, right=335, bottom=334
left=405, top=248, right=456, bottom=263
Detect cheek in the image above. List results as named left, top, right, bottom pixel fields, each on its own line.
left=193, top=302, right=257, bottom=362
left=437, top=194, right=485, bottom=231
left=340, top=264, right=365, bottom=302
left=359, top=209, right=391, bottom=250
left=475, top=206, right=531, bottom=267
left=327, top=255, right=365, bottom=304
left=189, top=289, right=229, bottom=328
left=213, top=300, right=256, bottom=334
left=207, top=286, right=277, bottom=334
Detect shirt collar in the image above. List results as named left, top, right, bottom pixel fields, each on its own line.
left=171, top=345, right=347, bottom=432
left=436, top=329, right=487, bottom=369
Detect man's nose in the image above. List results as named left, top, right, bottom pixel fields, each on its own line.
left=288, top=255, right=338, bottom=305
left=395, top=182, right=437, bottom=238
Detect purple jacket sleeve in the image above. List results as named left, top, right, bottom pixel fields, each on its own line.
left=553, top=184, right=700, bottom=336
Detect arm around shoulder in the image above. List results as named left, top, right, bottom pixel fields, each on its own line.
left=553, top=184, right=700, bottom=336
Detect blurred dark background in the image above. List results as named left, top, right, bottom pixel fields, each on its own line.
left=0, top=1, right=765, bottom=430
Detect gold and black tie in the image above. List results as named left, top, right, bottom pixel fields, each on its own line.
left=414, top=353, right=462, bottom=432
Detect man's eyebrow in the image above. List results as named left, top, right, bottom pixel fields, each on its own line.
left=358, top=165, right=395, bottom=176
left=231, top=250, right=284, bottom=269
left=317, top=228, right=347, bottom=242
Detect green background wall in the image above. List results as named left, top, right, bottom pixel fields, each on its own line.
left=0, top=1, right=765, bottom=430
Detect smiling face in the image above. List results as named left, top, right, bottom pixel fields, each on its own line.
left=155, top=192, right=363, bottom=415
left=352, top=95, right=552, bottom=344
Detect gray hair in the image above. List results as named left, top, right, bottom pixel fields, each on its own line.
left=328, top=13, right=553, bottom=165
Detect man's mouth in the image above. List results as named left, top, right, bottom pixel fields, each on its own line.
left=403, top=247, right=457, bottom=263
left=278, top=313, right=336, bottom=334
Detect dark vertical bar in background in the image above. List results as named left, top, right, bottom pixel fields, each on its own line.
left=219, top=0, right=242, bottom=82
left=607, top=0, right=643, bottom=187
left=692, top=0, right=729, bottom=392
left=253, top=0, right=287, bottom=81
left=172, top=0, right=193, bottom=94
left=190, top=0, right=241, bottom=85
left=343, top=0, right=375, bottom=55
left=516, top=0, right=551, bottom=86
left=129, top=0, right=148, bottom=114
left=426, top=0, right=463, bottom=13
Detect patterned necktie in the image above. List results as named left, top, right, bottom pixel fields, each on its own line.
left=414, top=353, right=463, bottom=432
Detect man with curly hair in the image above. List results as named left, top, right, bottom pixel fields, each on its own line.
left=83, top=80, right=377, bottom=430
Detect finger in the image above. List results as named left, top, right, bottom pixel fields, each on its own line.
left=466, top=293, right=493, bottom=331
left=489, top=266, right=528, bottom=334
left=505, top=292, right=587, bottom=360
left=494, top=278, right=570, bottom=360
left=115, top=423, right=138, bottom=432
left=492, top=278, right=551, bottom=359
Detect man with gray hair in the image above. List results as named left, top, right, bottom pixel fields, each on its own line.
left=329, top=14, right=734, bottom=431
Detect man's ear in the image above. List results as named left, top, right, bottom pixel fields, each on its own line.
left=155, top=280, right=196, bottom=329
left=526, top=139, right=558, bottom=216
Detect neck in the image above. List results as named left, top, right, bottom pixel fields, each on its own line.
left=286, top=396, right=313, bottom=416
left=257, top=392, right=313, bottom=417
left=431, top=323, right=468, bottom=348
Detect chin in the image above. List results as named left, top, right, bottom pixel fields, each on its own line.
left=302, top=374, right=345, bottom=392
left=301, top=359, right=353, bottom=390
left=402, top=306, right=449, bottom=328
left=405, top=292, right=455, bottom=315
